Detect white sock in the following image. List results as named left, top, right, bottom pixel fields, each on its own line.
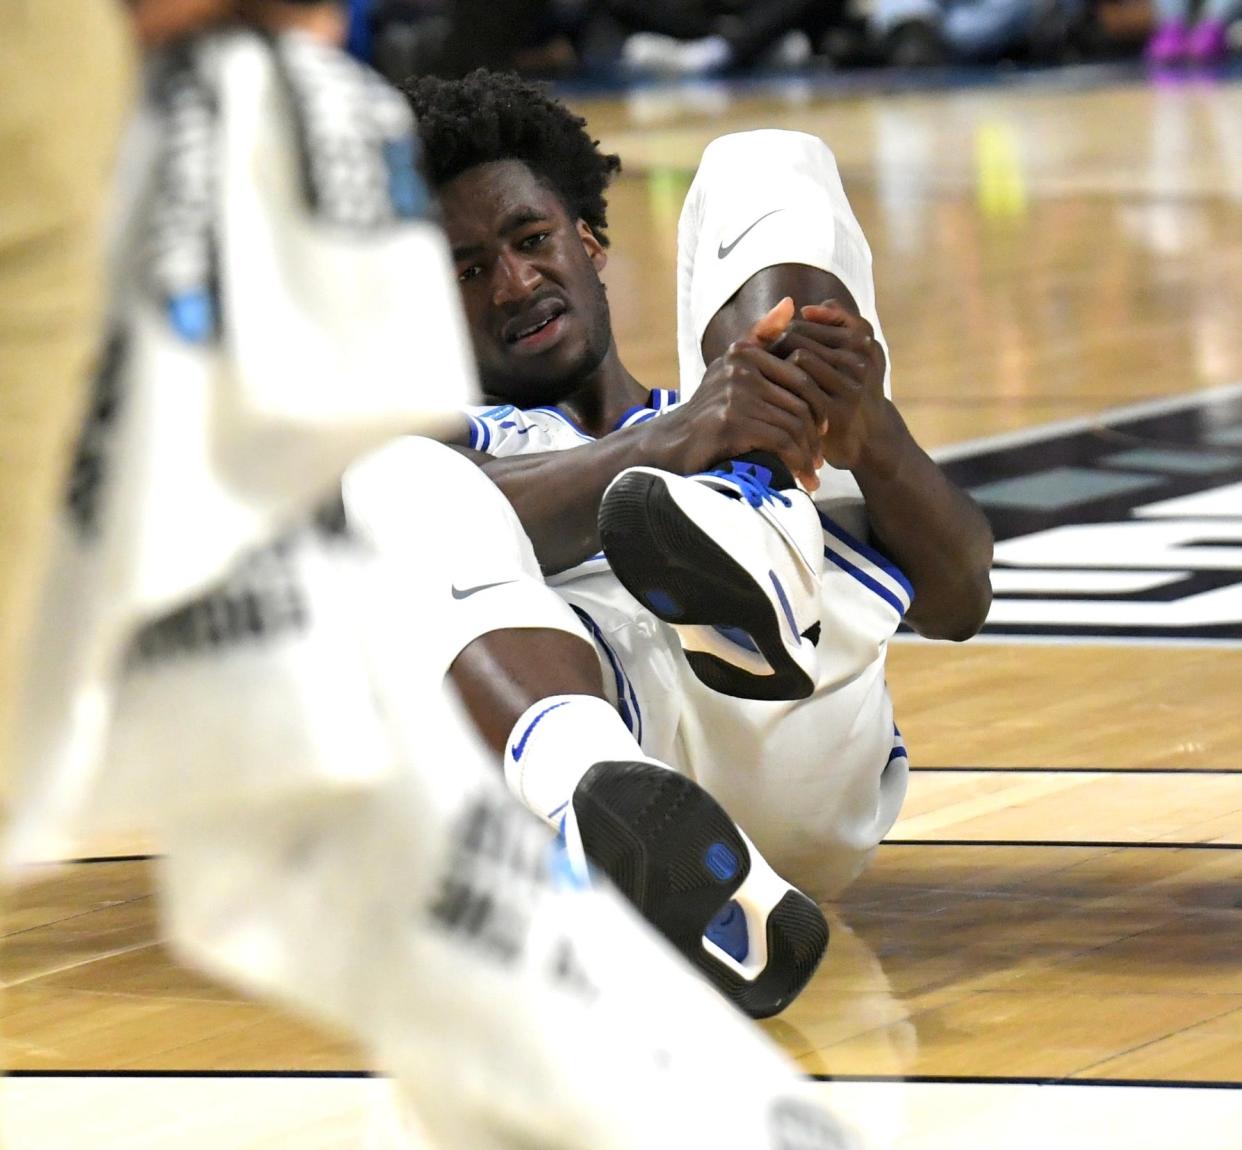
left=503, top=694, right=661, bottom=828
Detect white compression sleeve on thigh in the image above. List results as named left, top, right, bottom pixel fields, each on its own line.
left=503, top=694, right=660, bottom=827
left=344, top=436, right=591, bottom=680
left=676, top=129, right=890, bottom=401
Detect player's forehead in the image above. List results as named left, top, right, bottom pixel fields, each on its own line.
left=438, top=159, right=569, bottom=246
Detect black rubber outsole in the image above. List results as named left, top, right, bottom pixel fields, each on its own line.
left=698, top=890, right=829, bottom=1020
left=598, top=471, right=814, bottom=702
left=572, top=761, right=828, bottom=1019
left=573, top=761, right=750, bottom=951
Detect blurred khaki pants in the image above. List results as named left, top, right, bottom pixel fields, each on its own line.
left=0, top=2, right=134, bottom=810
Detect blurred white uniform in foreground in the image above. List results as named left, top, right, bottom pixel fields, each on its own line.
left=3, top=27, right=856, bottom=1150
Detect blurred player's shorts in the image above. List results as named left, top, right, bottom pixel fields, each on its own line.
left=0, top=1, right=136, bottom=807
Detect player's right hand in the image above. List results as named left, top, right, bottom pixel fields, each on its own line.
left=649, top=300, right=832, bottom=488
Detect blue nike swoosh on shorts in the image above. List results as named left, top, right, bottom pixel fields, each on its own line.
left=510, top=700, right=571, bottom=761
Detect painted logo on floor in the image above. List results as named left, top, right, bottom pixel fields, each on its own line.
left=934, top=385, right=1242, bottom=643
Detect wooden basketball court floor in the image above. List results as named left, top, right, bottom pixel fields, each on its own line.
left=4, top=69, right=1242, bottom=1148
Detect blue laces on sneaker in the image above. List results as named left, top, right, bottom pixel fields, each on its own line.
left=705, top=463, right=792, bottom=510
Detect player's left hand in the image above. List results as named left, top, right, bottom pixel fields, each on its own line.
left=770, top=301, right=900, bottom=474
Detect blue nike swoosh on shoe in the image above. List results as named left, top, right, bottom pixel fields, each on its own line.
left=510, top=701, right=571, bottom=762
left=769, top=570, right=800, bottom=644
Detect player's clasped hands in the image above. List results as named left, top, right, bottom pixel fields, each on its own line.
left=653, top=298, right=830, bottom=489
left=772, top=299, right=896, bottom=474
left=654, top=296, right=895, bottom=489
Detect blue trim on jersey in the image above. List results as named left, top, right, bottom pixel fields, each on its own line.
left=887, top=722, right=908, bottom=766
left=823, top=547, right=907, bottom=617
left=466, top=391, right=680, bottom=453
left=571, top=606, right=643, bottom=745
left=818, top=511, right=915, bottom=603
left=615, top=403, right=649, bottom=428
left=615, top=409, right=660, bottom=430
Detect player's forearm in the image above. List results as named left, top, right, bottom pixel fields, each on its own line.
left=478, top=422, right=680, bottom=575
left=853, top=405, right=994, bottom=641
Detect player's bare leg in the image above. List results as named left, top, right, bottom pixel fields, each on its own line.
left=451, top=628, right=608, bottom=753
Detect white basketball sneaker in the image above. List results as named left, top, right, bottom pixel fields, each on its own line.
left=563, top=759, right=829, bottom=1020
left=598, top=462, right=825, bottom=701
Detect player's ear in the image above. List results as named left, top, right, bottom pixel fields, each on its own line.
left=577, top=220, right=607, bottom=272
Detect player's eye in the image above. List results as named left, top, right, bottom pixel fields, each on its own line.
left=518, top=231, right=550, bottom=251
left=457, top=264, right=483, bottom=284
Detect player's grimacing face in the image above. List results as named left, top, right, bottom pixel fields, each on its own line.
left=438, top=159, right=613, bottom=404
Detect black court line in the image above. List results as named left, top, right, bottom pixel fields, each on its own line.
left=61, top=854, right=155, bottom=866
left=910, top=766, right=1242, bottom=775
left=9, top=1068, right=1241, bottom=1091
left=886, top=839, right=1242, bottom=850
left=4, top=1068, right=374, bottom=1079
left=60, top=839, right=1242, bottom=864
left=808, top=1073, right=1242, bottom=1090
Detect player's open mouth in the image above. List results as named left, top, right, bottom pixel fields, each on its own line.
left=505, top=302, right=567, bottom=351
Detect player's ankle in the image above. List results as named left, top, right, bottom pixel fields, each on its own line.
left=502, top=694, right=654, bottom=828
left=724, top=451, right=798, bottom=491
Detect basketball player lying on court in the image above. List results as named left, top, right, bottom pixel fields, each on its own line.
left=347, top=71, right=993, bottom=1019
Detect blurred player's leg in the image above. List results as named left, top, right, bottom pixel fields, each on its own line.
left=159, top=750, right=855, bottom=1150
left=2, top=20, right=855, bottom=1142
left=140, top=437, right=854, bottom=1148
left=0, top=0, right=134, bottom=801
left=0, top=10, right=134, bottom=1141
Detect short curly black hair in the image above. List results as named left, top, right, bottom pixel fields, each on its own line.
left=403, top=70, right=622, bottom=247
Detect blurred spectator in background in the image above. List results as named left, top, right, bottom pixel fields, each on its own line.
left=605, top=0, right=849, bottom=75
left=368, top=0, right=589, bottom=78
left=870, top=0, right=1092, bottom=64
left=1146, top=0, right=1240, bottom=62
left=363, top=0, right=1164, bottom=79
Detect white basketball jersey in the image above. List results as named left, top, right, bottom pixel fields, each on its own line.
left=464, top=390, right=680, bottom=456
left=463, top=390, right=679, bottom=584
